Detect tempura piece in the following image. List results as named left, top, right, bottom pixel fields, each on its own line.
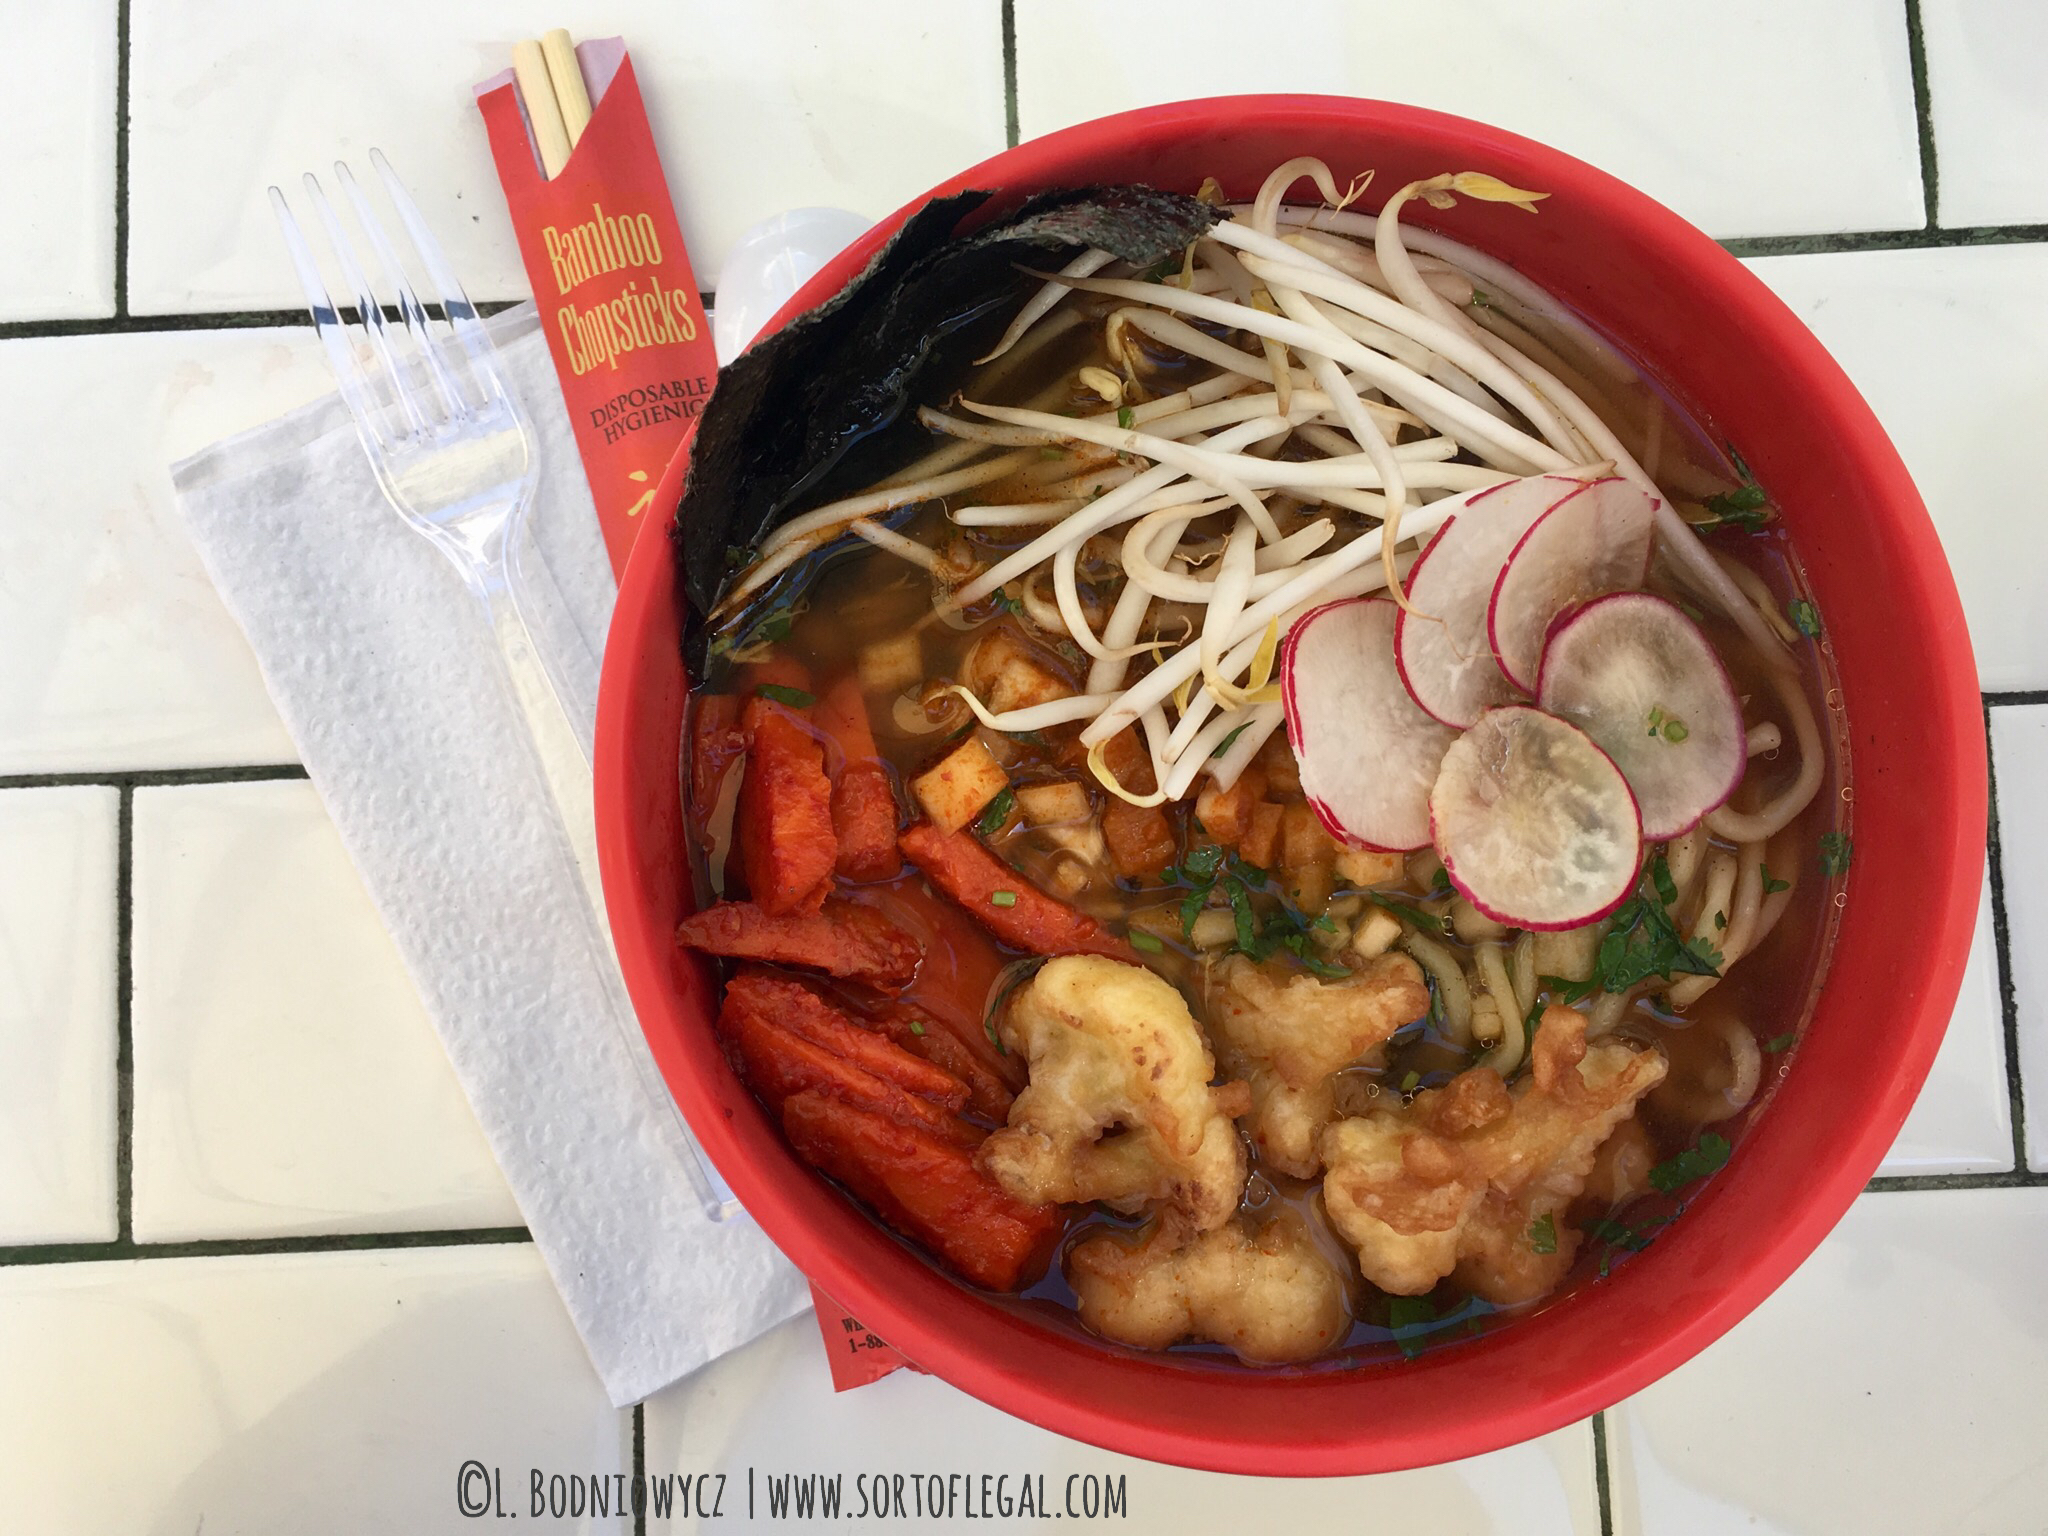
left=1319, top=1006, right=1666, bottom=1300
left=1206, top=953, right=1429, bottom=1178
left=1212, top=952, right=1430, bottom=1088
left=978, top=955, right=1249, bottom=1235
left=1067, top=1212, right=1350, bottom=1364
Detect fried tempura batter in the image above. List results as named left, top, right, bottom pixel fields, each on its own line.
left=1320, top=1007, right=1667, bottom=1302
left=978, top=955, right=1248, bottom=1236
left=1207, top=952, right=1430, bottom=1179
left=1067, top=1212, right=1350, bottom=1364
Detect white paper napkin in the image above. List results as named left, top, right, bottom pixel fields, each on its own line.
left=170, top=304, right=808, bottom=1407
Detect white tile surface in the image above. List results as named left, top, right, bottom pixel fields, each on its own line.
left=0, top=1244, right=627, bottom=1535
left=645, top=1315, right=1601, bottom=1535
left=0, top=1, right=116, bottom=320
left=1920, top=0, right=2048, bottom=227
left=0, top=787, right=118, bottom=1245
left=0, top=329, right=330, bottom=774
left=1750, top=244, right=2048, bottom=692
left=1990, top=704, right=2048, bottom=1169
left=1014, top=0, right=1923, bottom=241
left=1607, top=1187, right=2048, bottom=1535
left=1879, top=870, right=2012, bottom=1175
left=126, top=1, right=1006, bottom=313
left=131, top=779, right=522, bottom=1240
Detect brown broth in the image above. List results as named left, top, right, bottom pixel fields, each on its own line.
left=687, top=261, right=1848, bottom=1369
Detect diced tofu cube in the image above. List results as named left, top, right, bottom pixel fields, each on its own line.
left=964, top=628, right=1074, bottom=714
left=857, top=633, right=923, bottom=695
left=1533, top=920, right=1605, bottom=983
left=1016, top=781, right=1092, bottom=826
left=1256, top=732, right=1303, bottom=796
left=1349, top=906, right=1403, bottom=961
left=913, top=737, right=1010, bottom=834
left=1240, top=801, right=1284, bottom=869
left=1195, top=766, right=1267, bottom=846
left=1334, top=847, right=1405, bottom=888
left=1450, top=897, right=1508, bottom=943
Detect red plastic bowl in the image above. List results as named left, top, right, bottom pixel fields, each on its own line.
left=595, top=96, right=1983, bottom=1475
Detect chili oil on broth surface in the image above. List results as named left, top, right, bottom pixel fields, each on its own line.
left=685, top=208, right=1847, bottom=1371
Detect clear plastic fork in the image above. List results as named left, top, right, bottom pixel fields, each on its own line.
left=269, top=151, right=741, bottom=1220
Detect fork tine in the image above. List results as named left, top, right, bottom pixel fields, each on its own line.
left=302, top=171, right=425, bottom=439
left=267, top=184, right=393, bottom=450
left=333, top=160, right=470, bottom=423
left=370, top=148, right=508, bottom=399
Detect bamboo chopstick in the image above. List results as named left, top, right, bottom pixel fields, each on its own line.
left=512, top=38, right=573, bottom=178
left=541, top=29, right=593, bottom=149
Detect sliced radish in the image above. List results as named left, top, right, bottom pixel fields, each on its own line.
left=1394, top=474, right=1594, bottom=728
left=1487, top=477, right=1658, bottom=692
left=1537, top=592, right=1746, bottom=840
left=1430, top=705, right=1643, bottom=930
left=1283, top=596, right=1458, bottom=851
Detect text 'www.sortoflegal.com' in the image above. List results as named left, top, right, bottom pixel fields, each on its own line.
left=456, top=1461, right=1131, bottom=1523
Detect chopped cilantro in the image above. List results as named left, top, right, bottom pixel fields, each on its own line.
left=1210, top=723, right=1252, bottom=759
left=1178, top=885, right=1207, bottom=937
left=983, top=1016, right=1007, bottom=1056
left=1129, top=929, right=1165, bottom=955
left=1595, top=874, right=1723, bottom=995
left=1788, top=598, right=1822, bottom=637
left=1362, top=892, right=1446, bottom=934
left=989, top=890, right=1019, bottom=908
left=1541, top=973, right=1599, bottom=1007
left=1386, top=1295, right=1438, bottom=1359
left=1819, top=832, right=1853, bottom=878
left=1650, top=854, right=1678, bottom=906
left=1696, top=480, right=1772, bottom=533
left=1763, top=1031, right=1796, bottom=1053
left=1116, top=405, right=1136, bottom=430
left=1430, top=866, right=1455, bottom=898
left=1140, top=256, right=1178, bottom=283
left=1761, top=864, right=1791, bottom=895
left=992, top=590, right=1026, bottom=618
left=1714, top=909, right=1727, bottom=930
left=1224, top=876, right=1259, bottom=952
left=1648, top=1132, right=1732, bottom=1193
left=1585, top=1214, right=1668, bottom=1274
left=1529, top=1213, right=1557, bottom=1255
left=755, top=683, right=815, bottom=709
left=975, top=788, right=1016, bottom=838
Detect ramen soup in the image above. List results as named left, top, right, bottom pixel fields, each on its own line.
left=675, top=160, right=1847, bottom=1368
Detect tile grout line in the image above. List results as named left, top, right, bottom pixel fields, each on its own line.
left=1720, top=222, right=2048, bottom=259
left=0, top=764, right=308, bottom=793
left=633, top=1403, right=647, bottom=1536
left=0, top=1226, right=533, bottom=1269
left=1903, top=0, right=1940, bottom=229
left=1983, top=700, right=2029, bottom=1171
left=113, top=784, right=134, bottom=1242
left=113, top=0, right=130, bottom=318
left=1592, top=1410, right=1615, bottom=1536
left=1000, top=0, right=1019, bottom=149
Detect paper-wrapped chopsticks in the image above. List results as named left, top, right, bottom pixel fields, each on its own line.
left=512, top=29, right=596, bottom=178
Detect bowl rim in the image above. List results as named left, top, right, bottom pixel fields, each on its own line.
left=597, top=92, right=1986, bottom=1474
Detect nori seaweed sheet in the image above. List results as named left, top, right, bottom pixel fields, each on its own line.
left=671, top=184, right=1227, bottom=637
